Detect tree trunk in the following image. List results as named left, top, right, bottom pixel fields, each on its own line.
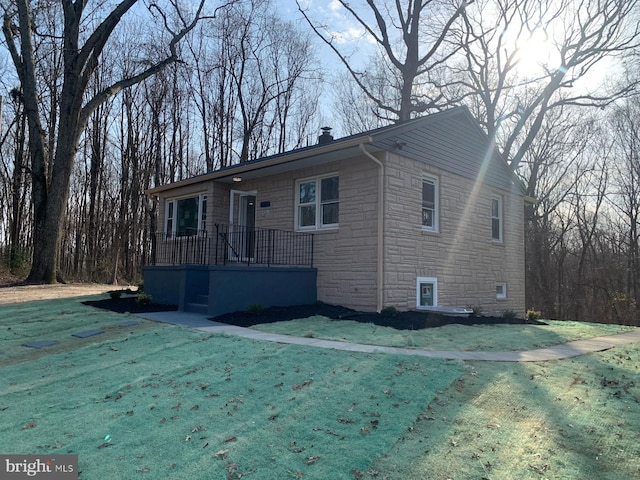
left=28, top=120, right=81, bottom=283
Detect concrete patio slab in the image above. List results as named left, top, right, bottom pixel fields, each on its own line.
left=23, top=340, right=59, bottom=348
left=72, top=329, right=104, bottom=338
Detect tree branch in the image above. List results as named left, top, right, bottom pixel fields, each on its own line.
left=79, top=0, right=228, bottom=129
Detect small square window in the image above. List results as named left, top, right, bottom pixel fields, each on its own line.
left=496, top=283, right=507, bottom=300
left=417, top=277, right=438, bottom=308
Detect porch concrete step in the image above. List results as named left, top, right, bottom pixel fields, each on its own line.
left=196, top=294, right=209, bottom=304
left=185, top=302, right=208, bottom=315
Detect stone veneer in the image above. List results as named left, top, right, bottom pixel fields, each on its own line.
left=153, top=150, right=525, bottom=315
left=382, top=152, right=525, bottom=316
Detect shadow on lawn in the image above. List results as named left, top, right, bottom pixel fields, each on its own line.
left=362, top=324, right=640, bottom=480
left=362, top=339, right=640, bottom=479
left=80, top=293, right=640, bottom=477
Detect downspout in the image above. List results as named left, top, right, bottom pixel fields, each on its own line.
left=359, top=143, right=384, bottom=312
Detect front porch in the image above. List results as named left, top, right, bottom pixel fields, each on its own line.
left=143, top=224, right=317, bottom=317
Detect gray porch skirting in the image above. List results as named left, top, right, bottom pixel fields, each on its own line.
left=143, top=264, right=317, bottom=318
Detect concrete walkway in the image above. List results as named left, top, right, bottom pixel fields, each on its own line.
left=136, top=311, right=640, bottom=363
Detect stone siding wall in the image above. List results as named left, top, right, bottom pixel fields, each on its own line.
left=382, top=153, right=525, bottom=316
left=153, top=151, right=525, bottom=315
left=245, top=156, right=380, bottom=311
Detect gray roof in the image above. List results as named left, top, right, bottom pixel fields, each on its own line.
left=367, top=107, right=522, bottom=193
left=146, top=106, right=524, bottom=196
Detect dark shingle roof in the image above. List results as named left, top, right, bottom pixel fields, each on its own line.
left=147, top=106, right=524, bottom=196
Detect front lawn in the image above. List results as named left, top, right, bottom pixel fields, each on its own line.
left=0, top=296, right=462, bottom=479
left=1, top=295, right=639, bottom=479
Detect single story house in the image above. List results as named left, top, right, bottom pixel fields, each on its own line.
left=144, top=106, right=528, bottom=318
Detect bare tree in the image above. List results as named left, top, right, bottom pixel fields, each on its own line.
left=1, top=0, right=218, bottom=283
left=455, top=0, right=640, bottom=170
left=226, top=1, right=317, bottom=162
left=608, top=97, right=640, bottom=318
left=521, top=106, right=598, bottom=317
left=297, top=0, right=470, bottom=122
left=332, top=70, right=390, bottom=135
left=0, top=88, right=30, bottom=274
left=185, top=21, right=218, bottom=172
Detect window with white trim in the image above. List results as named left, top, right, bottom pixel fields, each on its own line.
left=422, top=177, right=439, bottom=232
left=295, top=175, right=339, bottom=230
left=496, top=283, right=507, bottom=300
left=491, top=196, right=503, bottom=242
left=416, top=277, right=438, bottom=308
left=165, top=194, right=207, bottom=237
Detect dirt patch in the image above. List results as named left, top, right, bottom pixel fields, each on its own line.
left=0, top=282, right=123, bottom=305
left=86, top=297, right=544, bottom=330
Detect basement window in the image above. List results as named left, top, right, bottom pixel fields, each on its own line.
left=416, top=277, right=438, bottom=308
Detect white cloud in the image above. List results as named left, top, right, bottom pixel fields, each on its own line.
left=328, top=0, right=343, bottom=12
left=327, top=25, right=373, bottom=44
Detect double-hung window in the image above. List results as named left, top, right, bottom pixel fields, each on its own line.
left=491, top=196, right=503, bottom=242
left=296, top=175, right=339, bottom=230
left=422, top=177, right=439, bottom=232
left=165, top=194, right=207, bottom=237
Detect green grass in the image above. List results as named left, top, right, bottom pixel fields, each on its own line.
left=0, top=297, right=463, bottom=479
left=1, top=296, right=639, bottom=479
left=252, top=316, right=636, bottom=351
left=0, top=296, right=151, bottom=364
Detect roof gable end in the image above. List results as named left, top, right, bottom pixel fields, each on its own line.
left=370, top=107, right=522, bottom=194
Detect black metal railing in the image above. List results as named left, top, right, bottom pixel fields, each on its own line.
left=150, top=224, right=314, bottom=267
left=152, top=230, right=212, bottom=266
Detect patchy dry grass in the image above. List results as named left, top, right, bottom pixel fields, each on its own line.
left=364, top=346, right=640, bottom=479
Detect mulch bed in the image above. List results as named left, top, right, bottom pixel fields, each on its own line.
left=83, top=294, right=178, bottom=314
left=85, top=295, right=545, bottom=331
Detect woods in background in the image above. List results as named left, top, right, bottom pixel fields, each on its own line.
left=0, top=0, right=639, bottom=324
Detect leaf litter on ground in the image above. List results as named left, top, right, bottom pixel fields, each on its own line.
left=1, top=295, right=639, bottom=479
left=361, top=345, right=640, bottom=480
left=0, top=296, right=463, bottom=479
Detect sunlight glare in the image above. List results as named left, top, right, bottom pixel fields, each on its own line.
left=512, top=28, right=563, bottom=78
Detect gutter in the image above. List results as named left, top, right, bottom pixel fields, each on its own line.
left=359, top=143, right=384, bottom=312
